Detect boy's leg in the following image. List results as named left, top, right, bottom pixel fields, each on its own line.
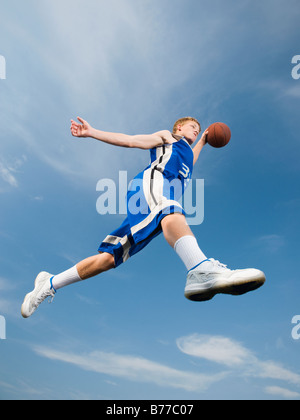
left=161, top=213, right=193, bottom=248
left=161, top=214, right=265, bottom=301
left=22, top=216, right=130, bottom=318
left=21, top=252, right=115, bottom=318
left=49, top=252, right=115, bottom=291
left=161, top=213, right=207, bottom=271
left=77, top=252, right=115, bottom=279
left=51, top=252, right=115, bottom=290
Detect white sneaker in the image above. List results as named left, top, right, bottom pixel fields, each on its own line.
left=21, top=272, right=56, bottom=318
left=184, top=259, right=266, bottom=302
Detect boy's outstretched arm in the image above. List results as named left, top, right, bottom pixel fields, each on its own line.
left=70, top=117, right=173, bottom=150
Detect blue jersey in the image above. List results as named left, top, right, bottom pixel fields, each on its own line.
left=98, top=136, right=194, bottom=266
left=127, top=136, right=194, bottom=242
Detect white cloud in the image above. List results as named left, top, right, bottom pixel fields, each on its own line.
left=257, top=234, right=285, bottom=254
left=0, top=160, right=18, bottom=187
left=177, top=334, right=300, bottom=393
left=264, top=386, right=300, bottom=400
left=5, top=0, right=297, bottom=189
left=33, top=334, right=300, bottom=398
left=177, top=334, right=253, bottom=367
left=33, top=345, right=227, bottom=393
left=2, top=0, right=249, bottom=187
left=0, top=379, right=50, bottom=398
left=0, top=156, right=27, bottom=189
left=256, top=360, right=300, bottom=385
left=285, top=86, right=300, bottom=98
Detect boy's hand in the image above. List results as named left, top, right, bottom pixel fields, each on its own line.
left=70, top=117, right=92, bottom=138
left=199, top=129, right=209, bottom=145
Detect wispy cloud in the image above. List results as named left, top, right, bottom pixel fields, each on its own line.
left=177, top=334, right=300, bottom=398
left=33, top=345, right=227, bottom=393
left=33, top=333, right=300, bottom=399
left=257, top=234, right=285, bottom=254
left=0, top=160, right=18, bottom=188
left=0, top=379, right=50, bottom=398
left=256, top=360, right=300, bottom=385
left=284, top=86, right=300, bottom=98
left=0, top=156, right=27, bottom=189
left=177, top=334, right=254, bottom=367
left=2, top=0, right=260, bottom=187
left=264, top=386, right=300, bottom=400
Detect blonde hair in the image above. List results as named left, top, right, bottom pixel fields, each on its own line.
left=173, top=117, right=201, bottom=134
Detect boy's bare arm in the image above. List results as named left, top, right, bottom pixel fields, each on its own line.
left=70, top=117, right=173, bottom=149
left=192, top=129, right=208, bottom=165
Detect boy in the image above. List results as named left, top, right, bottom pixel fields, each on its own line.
left=21, top=117, right=265, bottom=318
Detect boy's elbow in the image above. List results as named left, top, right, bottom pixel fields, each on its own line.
left=127, top=138, right=140, bottom=148
left=122, top=135, right=137, bottom=148
left=126, top=139, right=134, bottom=148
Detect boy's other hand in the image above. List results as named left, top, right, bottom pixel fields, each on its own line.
left=70, top=117, right=92, bottom=138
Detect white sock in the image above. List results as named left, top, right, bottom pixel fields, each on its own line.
left=174, top=235, right=207, bottom=272
left=51, top=265, right=82, bottom=291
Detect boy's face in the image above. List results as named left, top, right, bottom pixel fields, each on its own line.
left=176, top=121, right=200, bottom=144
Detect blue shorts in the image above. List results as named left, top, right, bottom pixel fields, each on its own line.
left=98, top=138, right=193, bottom=267
left=98, top=207, right=184, bottom=268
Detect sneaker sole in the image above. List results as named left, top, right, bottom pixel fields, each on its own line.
left=185, top=271, right=266, bottom=302
left=21, top=292, right=33, bottom=318
left=21, top=272, right=51, bottom=318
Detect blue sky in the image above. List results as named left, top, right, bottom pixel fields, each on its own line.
left=0, top=0, right=300, bottom=400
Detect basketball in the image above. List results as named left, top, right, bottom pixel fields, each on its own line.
left=206, top=122, right=231, bottom=148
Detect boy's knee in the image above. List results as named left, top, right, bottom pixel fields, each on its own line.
left=161, top=213, right=192, bottom=248
left=161, top=214, right=174, bottom=228
left=161, top=213, right=186, bottom=229
left=101, top=252, right=115, bottom=270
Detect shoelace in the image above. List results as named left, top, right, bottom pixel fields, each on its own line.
left=34, top=289, right=55, bottom=308
left=210, top=259, right=228, bottom=269
left=48, top=287, right=56, bottom=304
left=48, top=294, right=55, bottom=304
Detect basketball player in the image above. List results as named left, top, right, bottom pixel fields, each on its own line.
left=21, top=117, right=266, bottom=318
